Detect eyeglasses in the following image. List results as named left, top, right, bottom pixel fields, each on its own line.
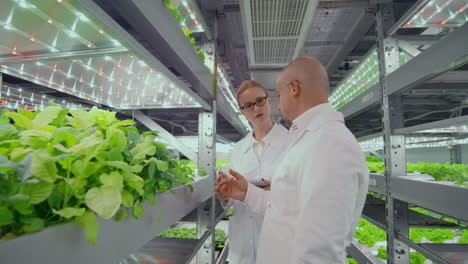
left=240, top=96, right=268, bottom=111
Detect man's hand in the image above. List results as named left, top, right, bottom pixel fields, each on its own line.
left=215, top=172, right=230, bottom=202
left=217, top=169, right=248, bottom=201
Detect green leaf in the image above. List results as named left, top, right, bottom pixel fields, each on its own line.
left=31, top=150, right=57, bottom=183
left=107, top=147, right=123, bottom=161
left=67, top=132, right=103, bottom=154
left=70, top=109, right=95, bottom=130
left=18, top=109, right=36, bottom=120
left=115, top=208, right=127, bottom=222
left=53, top=207, right=86, bottom=218
left=75, top=210, right=100, bottom=244
left=50, top=108, right=70, bottom=127
left=132, top=202, right=143, bottom=219
left=20, top=129, right=53, bottom=141
left=0, top=124, right=18, bottom=140
left=131, top=165, right=143, bottom=173
left=72, top=160, right=99, bottom=179
left=89, top=107, right=117, bottom=127
left=121, top=189, right=134, bottom=208
left=146, top=193, right=157, bottom=205
left=0, top=206, right=14, bottom=226
left=155, top=160, right=168, bottom=172
left=10, top=194, right=34, bottom=215
left=32, top=106, right=62, bottom=128
left=9, top=147, right=33, bottom=162
left=108, top=120, right=135, bottom=132
left=148, top=161, right=156, bottom=178
left=85, top=186, right=122, bottom=219
left=48, top=185, right=64, bottom=209
left=52, top=127, right=79, bottom=148
left=21, top=136, right=49, bottom=149
left=124, top=173, right=144, bottom=195
left=100, top=172, right=123, bottom=191
left=21, top=217, right=44, bottom=233
left=0, top=110, right=10, bottom=124
left=6, top=111, right=33, bottom=129
left=20, top=181, right=54, bottom=204
left=108, top=129, right=127, bottom=151
left=105, top=161, right=132, bottom=174
left=130, top=136, right=156, bottom=162
left=64, top=177, right=87, bottom=196
left=187, top=184, right=194, bottom=192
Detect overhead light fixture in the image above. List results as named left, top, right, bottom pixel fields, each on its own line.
left=403, top=0, right=467, bottom=28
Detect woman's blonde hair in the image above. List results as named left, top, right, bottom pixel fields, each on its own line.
left=236, top=80, right=269, bottom=106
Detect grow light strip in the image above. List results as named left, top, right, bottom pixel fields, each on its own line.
left=60, top=0, right=122, bottom=46
left=14, top=0, right=97, bottom=49
left=329, top=50, right=412, bottom=110
left=0, top=83, right=86, bottom=110
left=403, top=0, right=468, bottom=28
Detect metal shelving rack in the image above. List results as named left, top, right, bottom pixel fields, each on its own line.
left=0, top=0, right=243, bottom=263
left=335, top=1, right=468, bottom=263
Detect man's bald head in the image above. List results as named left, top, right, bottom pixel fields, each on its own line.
left=280, top=56, right=329, bottom=97
left=275, top=56, right=330, bottom=121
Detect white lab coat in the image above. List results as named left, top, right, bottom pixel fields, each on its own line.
left=226, top=123, right=289, bottom=264
left=244, top=103, right=369, bottom=264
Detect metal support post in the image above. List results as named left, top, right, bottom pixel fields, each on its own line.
left=450, top=145, right=462, bottom=164
left=197, top=103, right=217, bottom=264
left=376, top=3, right=410, bottom=264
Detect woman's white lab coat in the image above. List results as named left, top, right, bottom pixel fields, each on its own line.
left=225, top=123, right=289, bottom=264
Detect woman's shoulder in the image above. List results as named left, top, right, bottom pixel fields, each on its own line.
left=232, top=132, right=253, bottom=153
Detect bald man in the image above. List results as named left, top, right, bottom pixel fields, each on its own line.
left=218, top=56, right=369, bottom=263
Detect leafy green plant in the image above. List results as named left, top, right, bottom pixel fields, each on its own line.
left=376, top=247, right=427, bottom=264
left=459, top=230, right=468, bottom=244
left=159, top=227, right=227, bottom=247
left=0, top=106, right=196, bottom=244
left=224, top=207, right=233, bottom=217
left=162, top=0, right=208, bottom=65
left=196, top=49, right=205, bottom=62
left=376, top=246, right=387, bottom=260
left=365, top=156, right=468, bottom=185
left=347, top=258, right=358, bottom=264
left=162, top=0, right=183, bottom=23
left=354, top=218, right=386, bottom=247
left=410, top=252, right=427, bottom=264
left=410, top=228, right=455, bottom=243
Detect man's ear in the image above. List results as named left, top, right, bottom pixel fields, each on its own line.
left=291, top=80, right=301, bottom=97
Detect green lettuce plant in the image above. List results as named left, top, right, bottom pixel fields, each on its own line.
left=0, top=106, right=196, bottom=244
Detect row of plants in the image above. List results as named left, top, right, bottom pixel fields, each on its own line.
left=159, top=227, right=227, bottom=247
left=350, top=212, right=467, bottom=263
left=366, top=156, right=468, bottom=186
left=0, top=106, right=198, bottom=244
left=162, top=0, right=207, bottom=64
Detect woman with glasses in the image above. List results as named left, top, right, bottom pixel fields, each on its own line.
left=215, top=80, right=289, bottom=264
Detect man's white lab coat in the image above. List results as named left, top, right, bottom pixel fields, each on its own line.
left=226, top=123, right=289, bottom=264
left=244, top=103, right=369, bottom=264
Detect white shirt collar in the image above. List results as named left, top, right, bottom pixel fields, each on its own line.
left=289, top=103, right=342, bottom=138
left=242, top=123, right=282, bottom=153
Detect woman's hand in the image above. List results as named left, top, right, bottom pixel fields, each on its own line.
left=260, top=178, right=272, bottom=191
